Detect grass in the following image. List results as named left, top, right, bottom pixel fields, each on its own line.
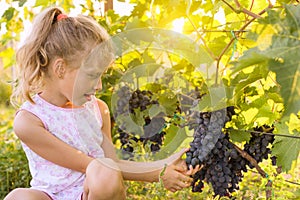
left=0, top=105, right=299, bottom=199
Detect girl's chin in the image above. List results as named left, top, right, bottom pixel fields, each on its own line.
left=72, top=95, right=93, bottom=106
left=72, top=97, right=87, bottom=106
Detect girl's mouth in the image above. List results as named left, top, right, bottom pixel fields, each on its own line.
left=84, top=93, right=95, bottom=101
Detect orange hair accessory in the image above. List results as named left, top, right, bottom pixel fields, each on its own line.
left=57, top=13, right=68, bottom=21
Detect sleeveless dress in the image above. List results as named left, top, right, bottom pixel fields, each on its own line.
left=18, top=94, right=105, bottom=200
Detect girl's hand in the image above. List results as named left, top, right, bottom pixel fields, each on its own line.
left=161, top=148, right=201, bottom=192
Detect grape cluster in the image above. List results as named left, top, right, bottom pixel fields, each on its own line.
left=115, top=87, right=166, bottom=158
left=244, top=126, right=275, bottom=168
left=186, top=107, right=244, bottom=196
left=186, top=107, right=275, bottom=197
left=115, top=85, right=132, bottom=115
left=186, top=107, right=233, bottom=165
left=117, top=124, right=166, bottom=158
left=129, top=89, right=158, bottom=113
left=190, top=133, right=247, bottom=196
left=118, top=127, right=137, bottom=157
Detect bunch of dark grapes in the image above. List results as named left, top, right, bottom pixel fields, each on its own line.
left=129, top=89, right=158, bottom=113
left=186, top=107, right=244, bottom=196
left=115, top=85, right=132, bottom=115
left=115, top=88, right=166, bottom=158
left=186, top=107, right=275, bottom=197
left=143, top=116, right=166, bottom=152
left=244, top=125, right=275, bottom=168
left=117, top=124, right=166, bottom=158
left=117, top=127, right=138, bottom=159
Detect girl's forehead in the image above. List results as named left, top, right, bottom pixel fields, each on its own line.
left=80, top=42, right=115, bottom=73
left=81, top=56, right=113, bottom=73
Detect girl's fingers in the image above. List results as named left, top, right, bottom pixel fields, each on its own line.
left=176, top=179, right=190, bottom=188
left=173, top=162, right=187, bottom=172
left=178, top=172, right=193, bottom=184
left=192, top=165, right=202, bottom=174
left=186, top=164, right=201, bottom=175
left=170, top=188, right=177, bottom=193
left=179, top=160, right=188, bottom=171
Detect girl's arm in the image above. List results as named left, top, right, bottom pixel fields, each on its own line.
left=97, top=99, right=198, bottom=191
left=102, top=134, right=196, bottom=191
left=14, top=110, right=94, bottom=173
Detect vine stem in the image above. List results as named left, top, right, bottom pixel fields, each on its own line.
left=215, top=3, right=274, bottom=85
left=233, top=143, right=266, bottom=177
left=266, top=180, right=273, bottom=199
left=232, top=143, right=272, bottom=199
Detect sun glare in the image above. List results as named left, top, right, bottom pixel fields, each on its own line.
left=172, top=18, right=185, bottom=33
left=155, top=6, right=160, bottom=15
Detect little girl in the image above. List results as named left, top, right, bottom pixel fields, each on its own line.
left=4, top=7, right=199, bottom=200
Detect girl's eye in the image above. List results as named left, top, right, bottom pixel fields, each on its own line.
left=87, top=74, right=99, bottom=79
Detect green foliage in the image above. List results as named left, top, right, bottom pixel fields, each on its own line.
left=272, top=116, right=300, bottom=172
left=0, top=80, right=12, bottom=106
left=0, top=69, right=12, bottom=106
left=230, top=4, right=300, bottom=171
left=0, top=106, right=30, bottom=199
left=233, top=5, right=300, bottom=118
left=123, top=147, right=300, bottom=199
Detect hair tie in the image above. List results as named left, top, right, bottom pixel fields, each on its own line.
left=57, top=13, right=68, bottom=21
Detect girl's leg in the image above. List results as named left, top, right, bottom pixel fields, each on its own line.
left=83, top=158, right=126, bottom=200
left=4, top=188, right=52, bottom=200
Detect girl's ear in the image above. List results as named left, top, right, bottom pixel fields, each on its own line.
left=53, top=58, right=66, bottom=79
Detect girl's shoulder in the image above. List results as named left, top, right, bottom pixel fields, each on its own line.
left=95, top=98, right=109, bottom=112
left=13, top=108, right=44, bottom=141
left=94, top=98, right=110, bottom=121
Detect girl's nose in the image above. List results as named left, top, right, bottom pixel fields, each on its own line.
left=94, top=78, right=102, bottom=91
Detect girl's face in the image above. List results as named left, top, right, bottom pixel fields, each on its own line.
left=72, top=50, right=113, bottom=106
left=72, top=66, right=103, bottom=106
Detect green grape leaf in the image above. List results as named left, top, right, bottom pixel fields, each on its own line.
left=153, top=126, right=187, bottom=160
left=149, top=104, right=166, bottom=118
left=195, top=86, right=227, bottom=112
left=231, top=49, right=269, bottom=75
left=208, top=35, right=229, bottom=56
left=158, top=90, right=178, bottom=116
left=288, top=114, right=300, bottom=131
left=269, top=60, right=300, bottom=117
left=265, top=5, right=300, bottom=117
left=228, top=129, right=251, bottom=143
left=142, top=51, right=155, bottom=63
left=120, top=64, right=161, bottom=83
left=163, top=124, right=180, bottom=146
left=2, top=7, right=15, bottom=21
left=115, top=113, right=143, bottom=135
left=272, top=122, right=300, bottom=172
left=232, top=5, right=300, bottom=117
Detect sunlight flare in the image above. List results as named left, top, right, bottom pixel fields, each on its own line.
left=172, top=17, right=185, bottom=33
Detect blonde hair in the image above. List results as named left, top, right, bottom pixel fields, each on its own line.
left=11, top=7, right=112, bottom=107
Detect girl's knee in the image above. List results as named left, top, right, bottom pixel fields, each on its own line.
left=4, top=188, right=51, bottom=200
left=85, top=158, right=125, bottom=199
